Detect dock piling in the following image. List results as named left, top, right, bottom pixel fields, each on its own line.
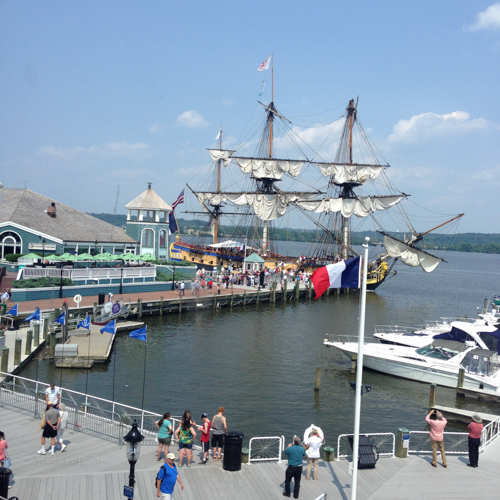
left=138, top=298, right=142, bottom=318
left=160, top=297, right=163, bottom=316
left=256, top=288, right=260, bottom=304
left=457, top=368, right=465, bottom=394
left=43, top=317, right=48, bottom=340
left=243, top=291, right=247, bottom=306
left=429, top=383, right=437, bottom=408
left=25, top=329, right=33, bottom=356
left=350, top=354, right=357, bottom=374
left=230, top=292, right=234, bottom=308
left=213, top=293, right=217, bottom=311
left=295, top=281, right=299, bottom=299
left=283, top=280, right=287, bottom=302
left=49, top=332, right=56, bottom=360
left=308, top=280, right=312, bottom=299
left=272, top=281, right=276, bottom=303
left=179, top=296, right=182, bottom=313
left=314, top=368, right=321, bottom=391
left=14, top=338, right=22, bottom=366
left=1, top=348, right=8, bottom=373
left=33, top=324, right=40, bottom=347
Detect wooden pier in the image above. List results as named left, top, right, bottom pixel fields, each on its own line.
left=2, top=404, right=500, bottom=499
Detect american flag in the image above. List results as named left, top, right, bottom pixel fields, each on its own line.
left=171, top=189, right=185, bottom=210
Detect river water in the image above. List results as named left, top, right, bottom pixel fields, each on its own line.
left=19, top=246, right=500, bottom=444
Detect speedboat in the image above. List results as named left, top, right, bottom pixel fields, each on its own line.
left=324, top=336, right=500, bottom=391
left=373, top=320, right=498, bottom=350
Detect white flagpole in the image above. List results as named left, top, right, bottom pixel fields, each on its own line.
left=351, top=236, right=370, bottom=500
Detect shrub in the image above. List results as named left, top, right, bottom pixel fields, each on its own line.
left=3, top=254, right=23, bottom=263
left=13, top=277, right=75, bottom=289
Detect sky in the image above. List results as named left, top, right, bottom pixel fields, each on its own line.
left=1, top=1, right=499, bottom=234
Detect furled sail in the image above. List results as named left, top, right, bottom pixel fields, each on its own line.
left=233, top=158, right=304, bottom=179
left=208, top=149, right=236, bottom=166
left=195, top=192, right=317, bottom=221
left=295, top=195, right=404, bottom=218
left=316, top=163, right=385, bottom=184
left=383, top=234, right=442, bottom=272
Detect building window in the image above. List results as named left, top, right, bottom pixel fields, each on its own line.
left=141, top=228, right=154, bottom=248
left=0, top=231, right=22, bottom=259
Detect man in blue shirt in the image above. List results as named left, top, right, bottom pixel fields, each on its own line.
left=156, top=452, right=184, bottom=499
left=283, top=437, right=306, bottom=498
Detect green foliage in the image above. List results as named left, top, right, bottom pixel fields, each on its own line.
left=156, top=272, right=192, bottom=282
left=4, top=254, right=23, bottom=263
left=13, top=277, right=75, bottom=289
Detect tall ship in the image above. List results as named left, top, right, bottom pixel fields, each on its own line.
left=170, top=60, right=462, bottom=290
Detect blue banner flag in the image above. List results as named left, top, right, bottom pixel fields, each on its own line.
left=100, top=320, right=116, bottom=335
left=24, top=309, right=40, bottom=322
left=129, top=326, right=147, bottom=342
left=169, top=211, right=178, bottom=235
left=77, top=315, right=91, bottom=330
left=53, top=312, right=66, bottom=325
left=5, top=304, right=18, bottom=316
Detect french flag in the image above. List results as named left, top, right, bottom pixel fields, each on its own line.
left=311, top=256, right=360, bottom=299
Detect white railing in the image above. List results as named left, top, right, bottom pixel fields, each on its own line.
left=408, top=431, right=469, bottom=454
left=22, top=267, right=156, bottom=282
left=248, top=436, right=285, bottom=463
left=336, top=433, right=395, bottom=460
left=480, top=415, right=500, bottom=450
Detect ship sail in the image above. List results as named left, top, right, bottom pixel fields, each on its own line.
left=296, top=195, right=405, bottom=218
left=382, top=234, right=443, bottom=273
left=315, top=163, right=386, bottom=184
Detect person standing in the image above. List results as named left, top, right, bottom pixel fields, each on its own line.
left=195, top=280, right=201, bottom=298
left=45, top=382, right=61, bottom=408
left=198, top=413, right=211, bottom=464
left=305, top=429, right=323, bottom=480
left=156, top=452, right=184, bottom=499
left=156, top=412, right=173, bottom=462
left=0, top=290, right=8, bottom=304
left=425, top=409, right=447, bottom=468
left=190, top=279, right=195, bottom=295
left=57, top=403, right=69, bottom=452
left=0, top=431, right=8, bottom=466
left=283, top=437, right=306, bottom=498
left=211, top=407, right=227, bottom=460
left=179, top=281, right=185, bottom=296
left=38, top=402, right=60, bottom=455
left=467, top=414, right=483, bottom=468
left=174, top=411, right=197, bottom=468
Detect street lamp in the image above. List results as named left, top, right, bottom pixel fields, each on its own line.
left=119, top=265, right=123, bottom=295
left=59, top=268, right=63, bottom=299
left=123, top=420, right=144, bottom=490
left=41, top=238, right=46, bottom=261
left=171, top=261, right=176, bottom=290
left=94, top=240, right=98, bottom=256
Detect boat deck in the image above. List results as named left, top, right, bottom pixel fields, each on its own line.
left=2, top=405, right=500, bottom=499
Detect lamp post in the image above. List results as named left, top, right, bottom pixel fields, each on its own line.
left=41, top=238, right=46, bottom=261
left=94, top=240, right=98, bottom=256
left=123, top=420, right=144, bottom=490
left=171, top=261, right=176, bottom=290
left=59, top=268, right=63, bottom=299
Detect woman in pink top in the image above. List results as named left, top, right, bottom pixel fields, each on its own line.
left=425, top=409, right=447, bottom=468
left=0, top=431, right=8, bottom=467
left=467, top=414, right=483, bottom=468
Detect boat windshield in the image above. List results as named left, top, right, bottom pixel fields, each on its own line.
left=415, top=344, right=460, bottom=360
left=462, top=350, right=500, bottom=377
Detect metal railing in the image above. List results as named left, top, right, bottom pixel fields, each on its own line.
left=248, top=436, right=285, bottom=463
left=480, top=415, right=500, bottom=450
left=336, top=433, right=395, bottom=460
left=22, top=267, right=156, bottom=281
left=408, top=431, right=469, bottom=454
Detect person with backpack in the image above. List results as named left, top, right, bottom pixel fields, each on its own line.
left=156, top=452, right=184, bottom=499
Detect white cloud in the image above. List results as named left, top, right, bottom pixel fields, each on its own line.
left=38, top=142, right=151, bottom=160
left=149, top=123, right=161, bottom=134
left=387, top=111, right=493, bottom=145
left=468, top=2, right=500, bottom=31
left=176, top=110, right=209, bottom=129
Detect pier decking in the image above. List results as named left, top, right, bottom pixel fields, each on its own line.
left=2, top=405, right=499, bottom=499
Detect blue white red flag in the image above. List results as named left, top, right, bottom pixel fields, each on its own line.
left=6, top=304, right=18, bottom=316
left=24, top=309, right=40, bottom=322
left=129, top=326, right=147, bottom=342
left=171, top=190, right=185, bottom=210
left=100, top=320, right=116, bottom=335
left=169, top=211, right=178, bottom=235
left=77, top=316, right=91, bottom=330
left=310, top=256, right=360, bottom=299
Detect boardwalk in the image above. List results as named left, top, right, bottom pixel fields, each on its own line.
left=2, top=405, right=499, bottom=499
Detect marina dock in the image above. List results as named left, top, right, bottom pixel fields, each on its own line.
left=431, top=405, right=499, bottom=424
left=2, top=403, right=500, bottom=499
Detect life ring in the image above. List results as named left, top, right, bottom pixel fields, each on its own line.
left=303, top=424, right=324, bottom=444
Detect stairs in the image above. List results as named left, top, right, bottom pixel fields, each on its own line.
left=0, top=271, right=17, bottom=291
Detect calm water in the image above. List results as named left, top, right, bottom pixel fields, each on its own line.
left=20, top=247, right=500, bottom=444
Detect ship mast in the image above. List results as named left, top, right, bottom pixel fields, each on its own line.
left=214, top=124, right=222, bottom=244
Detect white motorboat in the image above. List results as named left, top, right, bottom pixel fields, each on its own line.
left=373, top=320, right=497, bottom=350
left=324, top=336, right=500, bottom=392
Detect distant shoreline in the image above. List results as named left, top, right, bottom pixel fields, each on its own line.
left=89, top=213, right=500, bottom=255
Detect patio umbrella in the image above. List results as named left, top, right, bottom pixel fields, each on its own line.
left=139, top=253, right=156, bottom=262
left=59, top=253, right=77, bottom=261
left=75, top=253, right=93, bottom=260
left=45, top=255, right=61, bottom=261
left=92, top=254, right=113, bottom=261
left=19, top=253, right=42, bottom=259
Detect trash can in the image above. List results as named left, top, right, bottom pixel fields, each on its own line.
left=98, top=293, right=106, bottom=305
left=223, top=431, right=244, bottom=471
left=12, top=319, right=20, bottom=331
left=0, top=467, right=12, bottom=498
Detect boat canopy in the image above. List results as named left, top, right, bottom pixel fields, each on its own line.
left=462, top=348, right=500, bottom=377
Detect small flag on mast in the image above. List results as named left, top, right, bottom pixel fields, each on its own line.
left=171, top=189, right=185, bottom=210
left=77, top=316, right=91, bottom=330
left=24, top=309, right=40, bottom=322
left=258, top=55, right=272, bottom=72
left=53, top=312, right=66, bottom=325
left=100, top=320, right=116, bottom=335
left=169, top=211, right=178, bottom=235
left=259, top=80, right=266, bottom=96
left=129, top=326, right=147, bottom=342
left=5, top=304, right=18, bottom=316
left=215, top=127, right=221, bottom=141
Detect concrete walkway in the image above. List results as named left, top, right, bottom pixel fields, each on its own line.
left=1, top=405, right=499, bottom=500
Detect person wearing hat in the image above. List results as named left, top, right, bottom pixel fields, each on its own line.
left=38, top=402, right=60, bottom=455
left=57, top=403, right=69, bottom=452
left=467, top=414, right=483, bottom=468
left=197, top=413, right=211, bottom=464
left=156, top=452, right=184, bottom=499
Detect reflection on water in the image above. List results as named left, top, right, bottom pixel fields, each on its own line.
left=19, top=250, right=500, bottom=443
